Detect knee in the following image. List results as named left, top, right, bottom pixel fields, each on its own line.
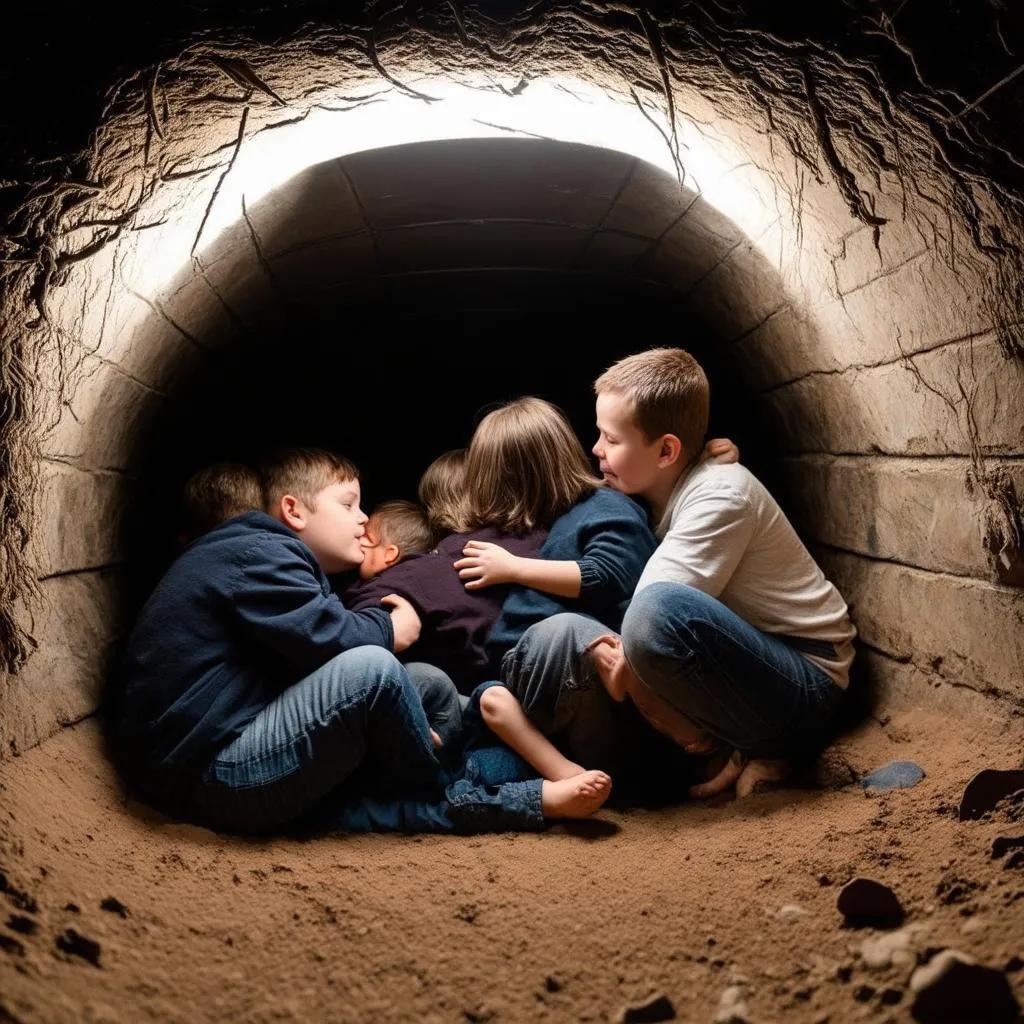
left=622, top=583, right=702, bottom=671
left=479, top=684, right=516, bottom=726
left=328, top=645, right=405, bottom=695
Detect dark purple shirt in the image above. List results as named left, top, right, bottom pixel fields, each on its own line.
left=342, top=526, right=546, bottom=693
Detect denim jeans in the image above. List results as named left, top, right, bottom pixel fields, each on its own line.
left=622, top=582, right=844, bottom=758
left=189, top=647, right=544, bottom=835
left=405, top=661, right=464, bottom=747
left=500, top=614, right=695, bottom=802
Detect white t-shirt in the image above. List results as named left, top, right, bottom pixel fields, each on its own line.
left=635, top=461, right=856, bottom=688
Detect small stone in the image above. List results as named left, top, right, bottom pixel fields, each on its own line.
left=616, top=992, right=676, bottom=1023
left=55, top=929, right=102, bottom=968
left=861, top=760, right=926, bottom=793
left=713, top=984, right=750, bottom=1023
left=990, top=836, right=1024, bottom=860
left=544, top=975, right=562, bottom=993
left=960, top=916, right=987, bottom=935
left=1004, top=955, right=1023, bottom=973
left=879, top=987, right=903, bottom=1006
left=910, top=950, right=1020, bottom=1023
left=100, top=897, right=128, bottom=918
left=777, top=904, right=811, bottom=921
left=860, top=924, right=928, bottom=970
left=853, top=984, right=875, bottom=1002
left=837, top=878, right=905, bottom=928
left=958, top=769, right=1024, bottom=821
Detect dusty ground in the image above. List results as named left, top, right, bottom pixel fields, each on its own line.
left=1, top=705, right=1022, bottom=1024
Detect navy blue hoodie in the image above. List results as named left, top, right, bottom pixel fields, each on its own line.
left=117, top=511, right=393, bottom=800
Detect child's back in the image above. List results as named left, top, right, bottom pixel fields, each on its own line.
left=344, top=525, right=546, bottom=692
left=119, top=511, right=393, bottom=803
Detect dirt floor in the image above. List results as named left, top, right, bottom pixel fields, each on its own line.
left=1, top=704, right=1022, bottom=1024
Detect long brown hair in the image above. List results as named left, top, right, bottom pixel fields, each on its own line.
left=463, top=397, right=601, bottom=534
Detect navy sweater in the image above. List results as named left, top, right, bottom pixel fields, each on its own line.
left=486, top=487, right=658, bottom=662
left=117, top=512, right=393, bottom=800
left=342, top=526, right=546, bottom=694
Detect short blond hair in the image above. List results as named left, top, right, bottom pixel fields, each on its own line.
left=182, top=462, right=262, bottom=538
left=463, top=397, right=600, bottom=534
left=370, top=500, right=434, bottom=560
left=594, top=348, right=710, bottom=457
left=260, top=448, right=359, bottom=511
left=418, top=449, right=469, bottom=536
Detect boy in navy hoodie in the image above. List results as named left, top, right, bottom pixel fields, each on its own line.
left=117, top=449, right=611, bottom=834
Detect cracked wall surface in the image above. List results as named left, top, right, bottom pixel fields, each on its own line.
left=1, top=1, right=1023, bottom=758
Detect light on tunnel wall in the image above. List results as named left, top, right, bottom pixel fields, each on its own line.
left=124, top=74, right=775, bottom=299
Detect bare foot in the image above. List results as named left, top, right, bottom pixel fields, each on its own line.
left=689, top=749, right=747, bottom=799
left=541, top=770, right=612, bottom=819
left=736, top=758, right=790, bottom=798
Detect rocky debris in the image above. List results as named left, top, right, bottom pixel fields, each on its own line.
left=860, top=760, right=926, bottom=793
left=776, top=904, right=811, bottom=922
left=991, top=836, right=1024, bottom=860
left=859, top=924, right=929, bottom=970
left=616, top=992, right=676, bottom=1023
left=713, top=984, right=750, bottom=1023
left=55, top=928, right=102, bottom=968
left=5, top=914, right=36, bottom=936
left=544, top=975, right=562, bottom=993
left=99, top=897, right=128, bottom=918
left=958, top=769, right=1024, bottom=821
left=909, top=950, right=1020, bottom=1023
left=0, top=872, right=37, bottom=914
left=0, top=934, right=25, bottom=957
left=935, top=873, right=983, bottom=906
left=837, top=877, right=905, bottom=928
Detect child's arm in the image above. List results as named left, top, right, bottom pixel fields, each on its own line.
left=456, top=542, right=581, bottom=596
left=455, top=496, right=656, bottom=607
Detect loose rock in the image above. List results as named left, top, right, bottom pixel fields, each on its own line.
left=909, top=950, right=1021, bottom=1023
left=958, top=769, right=1024, bottom=821
left=100, top=897, right=128, bottom=918
left=837, top=877, right=905, bottom=928
left=713, top=984, right=750, bottom=1023
left=616, top=992, right=676, bottom=1023
left=990, top=835, right=1024, bottom=860
left=860, top=924, right=928, bottom=970
left=860, top=760, right=926, bottom=793
left=55, top=928, right=102, bottom=968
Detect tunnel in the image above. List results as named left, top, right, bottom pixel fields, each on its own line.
left=1, top=2, right=1023, bottom=1021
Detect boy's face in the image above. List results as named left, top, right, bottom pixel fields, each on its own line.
left=593, top=392, right=669, bottom=498
left=357, top=515, right=401, bottom=580
left=291, top=478, right=368, bottom=574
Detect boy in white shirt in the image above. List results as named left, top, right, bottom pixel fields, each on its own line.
left=503, top=348, right=855, bottom=799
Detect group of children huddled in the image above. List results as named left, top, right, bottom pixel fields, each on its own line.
left=116, top=347, right=856, bottom=835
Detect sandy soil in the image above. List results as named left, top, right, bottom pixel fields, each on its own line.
left=1, top=706, right=1022, bottom=1024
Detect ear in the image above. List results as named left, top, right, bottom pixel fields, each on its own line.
left=278, top=494, right=307, bottom=531
left=383, top=543, right=401, bottom=568
left=656, top=433, right=683, bottom=468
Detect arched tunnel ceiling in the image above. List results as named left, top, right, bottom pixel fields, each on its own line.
left=1, top=1, right=1023, bottom=756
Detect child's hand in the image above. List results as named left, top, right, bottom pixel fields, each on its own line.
left=380, top=594, right=421, bottom=652
left=704, top=437, right=740, bottom=464
left=454, top=540, right=521, bottom=590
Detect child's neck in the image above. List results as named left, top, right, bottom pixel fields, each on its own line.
left=644, top=459, right=696, bottom=524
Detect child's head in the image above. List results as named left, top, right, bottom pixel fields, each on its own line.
left=418, top=448, right=469, bottom=537
left=593, top=347, right=710, bottom=499
left=463, top=396, right=600, bottom=534
left=359, top=500, right=434, bottom=580
left=181, top=462, right=262, bottom=541
left=260, top=448, right=367, bottom=574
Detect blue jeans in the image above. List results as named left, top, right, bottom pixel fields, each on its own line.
left=189, top=647, right=543, bottom=835
left=405, top=661, right=464, bottom=747
left=501, top=614, right=695, bottom=802
left=622, top=582, right=844, bottom=758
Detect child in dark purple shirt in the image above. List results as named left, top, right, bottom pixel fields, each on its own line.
left=342, top=458, right=546, bottom=693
